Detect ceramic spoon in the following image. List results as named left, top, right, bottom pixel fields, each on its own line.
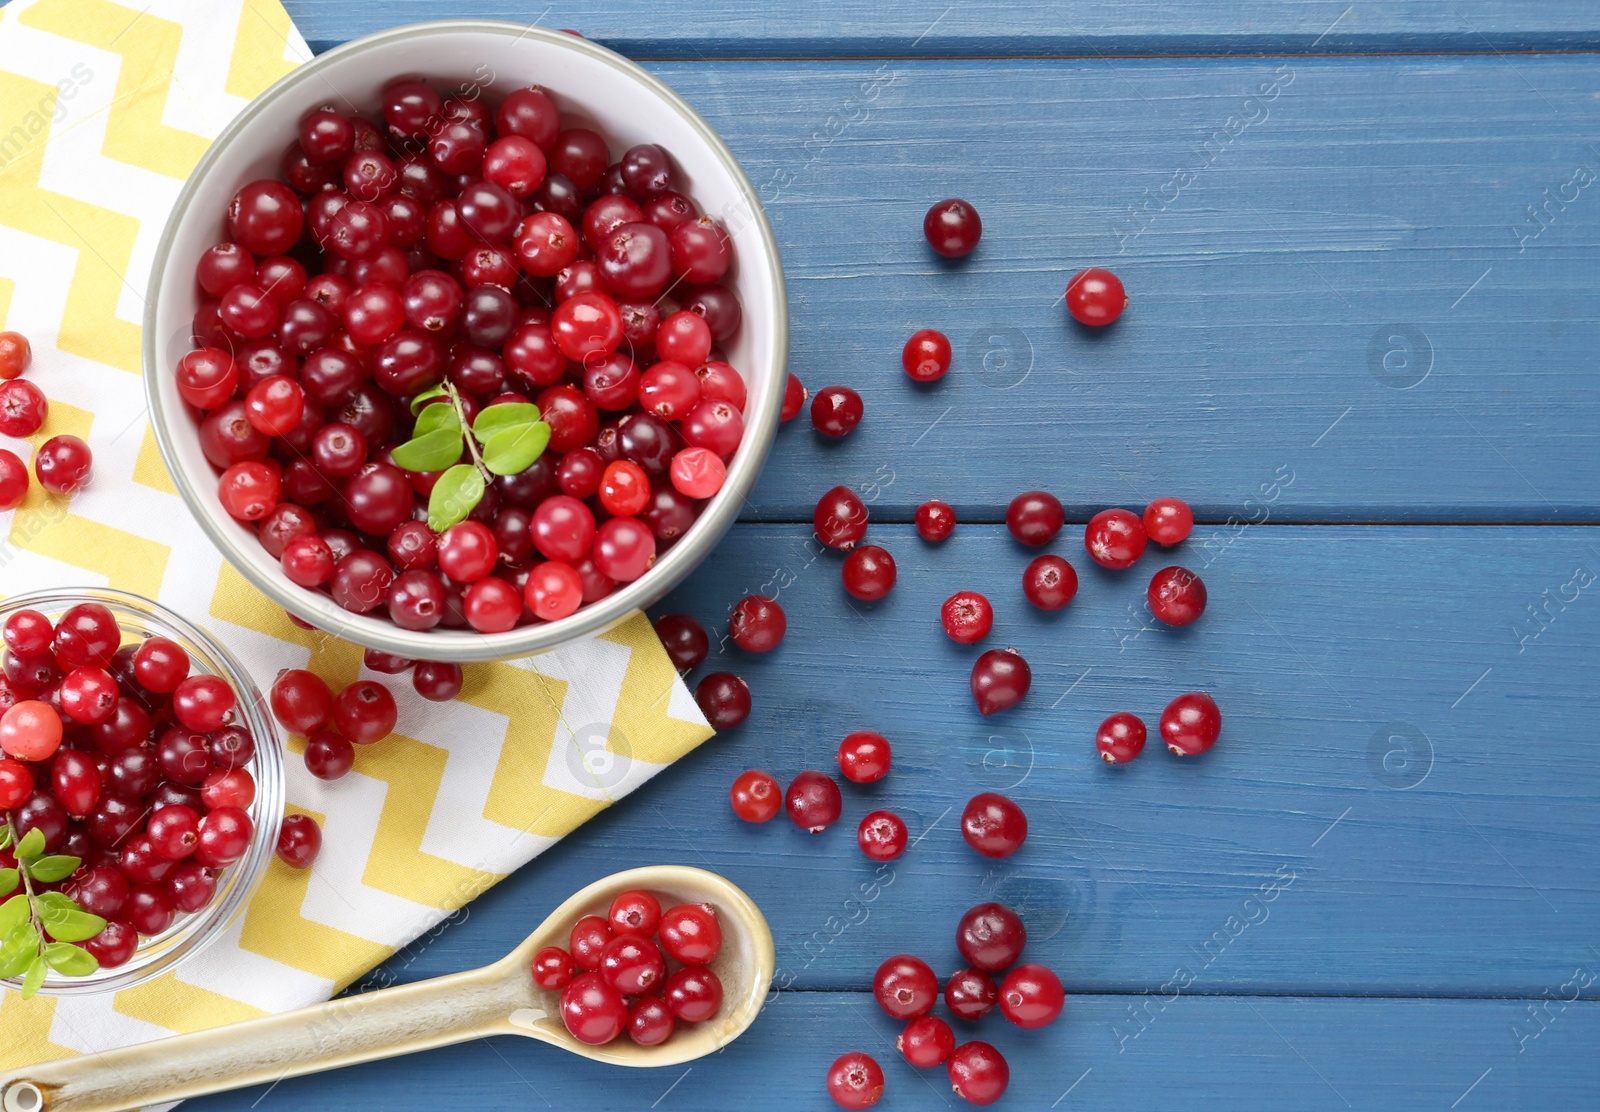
left=0, top=865, right=774, bottom=1112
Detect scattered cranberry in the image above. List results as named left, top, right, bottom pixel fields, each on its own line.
left=837, top=731, right=891, bottom=783
left=0, top=379, right=47, bottom=438
left=956, top=902, right=1027, bottom=971
left=814, top=485, right=869, bottom=550
left=961, top=792, right=1028, bottom=858
left=858, top=810, right=909, bottom=861
left=276, top=813, right=322, bottom=868
left=971, top=648, right=1030, bottom=716
left=304, top=729, right=355, bottom=780
left=0, top=449, right=28, bottom=512
left=1148, top=566, right=1206, bottom=626
left=924, top=199, right=982, bottom=258
left=915, top=499, right=955, bottom=542
left=842, top=545, right=896, bottom=601
left=1066, top=266, right=1126, bottom=326
left=333, top=680, right=397, bottom=743
left=270, top=668, right=334, bottom=734
left=945, top=968, right=999, bottom=1020
left=1161, top=692, right=1221, bottom=756
left=1023, top=554, right=1078, bottom=610
left=695, top=672, right=750, bottom=729
left=1085, top=507, right=1147, bottom=569
left=729, top=594, right=786, bottom=653
left=34, top=434, right=93, bottom=495
left=533, top=946, right=576, bottom=991
left=941, top=591, right=993, bottom=644
left=1006, top=490, right=1064, bottom=546
left=1144, top=496, right=1194, bottom=545
left=899, top=1014, right=956, bottom=1068
left=874, top=954, right=939, bottom=1019
left=947, top=1041, right=1009, bottom=1105
left=811, top=385, right=863, bottom=439
left=780, top=374, right=808, bottom=423
left=1096, top=712, right=1147, bottom=764
left=827, top=1052, right=885, bottom=1110
left=0, top=331, right=31, bottom=379
left=730, top=769, right=781, bottom=823
left=902, top=330, right=952, bottom=382
left=999, top=963, right=1064, bottom=1029
left=784, top=770, right=842, bottom=833
left=659, top=903, right=722, bottom=965
left=653, top=613, right=708, bottom=672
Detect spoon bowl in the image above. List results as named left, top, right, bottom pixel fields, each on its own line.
left=0, top=866, right=773, bottom=1112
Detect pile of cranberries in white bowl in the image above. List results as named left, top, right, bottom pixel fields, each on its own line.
left=144, top=21, right=787, bottom=664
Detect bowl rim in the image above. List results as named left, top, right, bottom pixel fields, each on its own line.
left=0, top=587, right=286, bottom=996
left=143, top=19, right=788, bottom=663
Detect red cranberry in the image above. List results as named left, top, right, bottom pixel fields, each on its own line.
left=923, top=199, right=982, bottom=258
left=228, top=179, right=303, bottom=255
left=663, top=965, right=722, bottom=1023
left=842, top=545, right=896, bottom=601
left=560, top=971, right=628, bottom=1045
left=1145, top=496, right=1194, bottom=546
left=658, top=903, right=722, bottom=965
left=826, top=1052, right=884, bottom=1110
left=0, top=380, right=47, bottom=439
left=902, top=329, right=952, bottom=382
left=34, top=435, right=93, bottom=494
left=525, top=561, right=583, bottom=621
left=957, top=902, right=1027, bottom=971
left=59, top=666, right=119, bottom=726
left=270, top=669, right=334, bottom=734
left=1006, top=490, right=1064, bottom=546
left=592, top=516, right=655, bottom=582
left=596, top=221, right=672, bottom=298
left=194, top=805, right=253, bottom=868
left=209, top=724, right=256, bottom=770
left=172, top=674, right=236, bottom=732
left=1085, top=507, right=1147, bottom=569
left=810, top=385, right=863, bottom=438
left=599, top=933, right=666, bottom=996
left=669, top=218, right=731, bottom=284
left=126, top=885, right=177, bottom=936
left=971, top=649, right=1030, bottom=716
left=175, top=348, right=239, bottom=410
left=12, top=790, right=68, bottom=851
left=147, top=803, right=202, bottom=860
left=945, top=968, right=999, bottom=1020
left=899, top=1015, right=955, bottom=1069
left=915, top=499, right=956, bottom=542
left=1023, top=554, right=1078, bottom=610
left=412, top=661, right=463, bottom=702
left=3, top=611, right=53, bottom=657
left=999, top=963, right=1064, bottom=1029
left=0, top=757, right=31, bottom=810
left=334, top=680, right=396, bottom=744
left=84, top=920, right=138, bottom=968
left=814, top=485, right=868, bottom=550
left=202, top=767, right=255, bottom=810
left=497, top=88, right=559, bottom=150
left=874, top=954, right=939, bottom=1019
left=167, top=862, right=219, bottom=913
left=729, top=769, right=781, bottom=823
left=627, top=996, right=674, bottom=1046
left=653, top=613, right=708, bottom=672
left=51, top=748, right=102, bottom=816
left=1096, top=712, right=1147, bottom=763
left=67, top=864, right=129, bottom=919
left=940, top=591, right=993, bottom=644
left=857, top=810, right=909, bottom=861
left=1161, top=692, right=1221, bottom=756
left=606, top=889, right=661, bottom=938
left=1148, top=566, right=1206, bottom=626
left=1066, top=266, right=1126, bottom=326
left=694, top=672, right=751, bottom=730
left=837, top=731, right=891, bottom=783
left=780, top=374, right=807, bottom=422
left=729, top=595, right=785, bottom=653
left=784, top=769, right=841, bottom=833
left=532, top=946, right=575, bottom=991
left=961, top=792, right=1028, bottom=858
left=304, top=730, right=353, bottom=779
left=947, top=1042, right=1009, bottom=1105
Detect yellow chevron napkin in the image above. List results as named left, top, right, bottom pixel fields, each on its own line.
left=0, top=0, right=712, bottom=1066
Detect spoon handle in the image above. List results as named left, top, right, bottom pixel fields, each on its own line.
left=0, top=959, right=531, bottom=1112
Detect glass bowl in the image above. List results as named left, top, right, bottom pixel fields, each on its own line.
left=0, top=588, right=284, bottom=995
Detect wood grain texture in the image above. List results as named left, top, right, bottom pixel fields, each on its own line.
left=280, top=1, right=1600, bottom=57
left=186, top=991, right=1599, bottom=1110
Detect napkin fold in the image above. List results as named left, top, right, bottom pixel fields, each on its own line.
left=0, top=0, right=711, bottom=1067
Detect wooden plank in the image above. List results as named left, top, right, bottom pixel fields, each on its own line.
left=184, top=991, right=1600, bottom=1110
left=281, top=2, right=1600, bottom=57
left=288, top=525, right=1598, bottom=999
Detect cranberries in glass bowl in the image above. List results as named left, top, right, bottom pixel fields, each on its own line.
left=0, top=589, right=283, bottom=995
left=144, top=22, right=786, bottom=663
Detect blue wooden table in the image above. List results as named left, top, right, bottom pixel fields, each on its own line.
left=200, top=4, right=1600, bottom=1108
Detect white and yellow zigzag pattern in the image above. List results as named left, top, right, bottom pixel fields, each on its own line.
left=0, top=0, right=714, bottom=1066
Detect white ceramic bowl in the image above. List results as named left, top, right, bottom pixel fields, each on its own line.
left=145, top=21, right=786, bottom=663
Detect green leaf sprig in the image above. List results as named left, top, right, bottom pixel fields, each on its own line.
left=1, top=822, right=106, bottom=997
left=391, top=382, right=551, bottom=532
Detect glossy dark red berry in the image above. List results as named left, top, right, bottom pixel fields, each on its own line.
left=915, top=499, right=955, bottom=542
left=810, top=385, right=863, bottom=439
left=1065, top=266, right=1126, bottom=326
left=1022, top=554, right=1078, bottom=610
left=659, top=902, right=722, bottom=965
left=729, top=595, right=786, bottom=653
left=561, top=971, right=628, bottom=1045
left=607, top=889, right=662, bottom=938
left=1160, top=692, right=1221, bottom=756
left=970, top=648, right=1029, bottom=716
left=1006, top=490, right=1063, bottom=546
left=780, top=374, right=807, bottom=423
left=956, top=902, right=1027, bottom=972
left=960, top=792, right=1028, bottom=858
left=814, top=485, right=868, bottom=550
left=276, top=813, right=322, bottom=868
left=940, top=591, right=992, bottom=644
left=663, top=965, right=722, bottom=1022
left=842, top=545, right=896, bottom=601
left=654, top=613, right=708, bottom=672
left=947, top=1041, right=1009, bottom=1105
left=902, top=329, right=951, bottom=382
left=1096, top=712, right=1147, bottom=764
left=826, top=1052, right=884, bottom=1110
left=924, top=198, right=981, bottom=258
left=730, top=769, right=781, bottom=823
left=874, top=954, right=939, bottom=1019
left=695, top=672, right=750, bottom=729
left=533, top=946, right=576, bottom=991
left=785, top=769, right=841, bottom=833
left=898, top=1015, right=956, bottom=1068
left=836, top=731, right=891, bottom=783
left=1085, top=507, right=1147, bottom=569
left=999, top=963, right=1064, bottom=1029
left=1148, top=566, right=1206, bottom=626
left=858, top=810, right=908, bottom=861
left=945, top=968, right=998, bottom=1020
left=1144, top=496, right=1194, bottom=545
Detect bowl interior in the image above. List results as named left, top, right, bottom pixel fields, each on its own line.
left=0, top=589, right=284, bottom=995
left=147, top=22, right=785, bottom=662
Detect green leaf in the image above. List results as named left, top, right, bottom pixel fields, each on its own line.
left=412, top=402, right=462, bottom=440
left=471, top=402, right=540, bottom=438
left=14, top=827, right=45, bottom=863
left=36, top=894, right=105, bottom=943
left=0, top=921, right=40, bottom=980
left=43, top=942, right=98, bottom=977
left=390, top=429, right=465, bottom=474
left=0, top=868, right=17, bottom=897
left=21, top=952, right=46, bottom=998
left=27, top=855, right=80, bottom=884
left=0, top=895, right=29, bottom=936
left=427, top=465, right=486, bottom=532
left=0, top=824, right=13, bottom=849
left=480, top=422, right=551, bottom=477
left=408, top=384, right=449, bottom=414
